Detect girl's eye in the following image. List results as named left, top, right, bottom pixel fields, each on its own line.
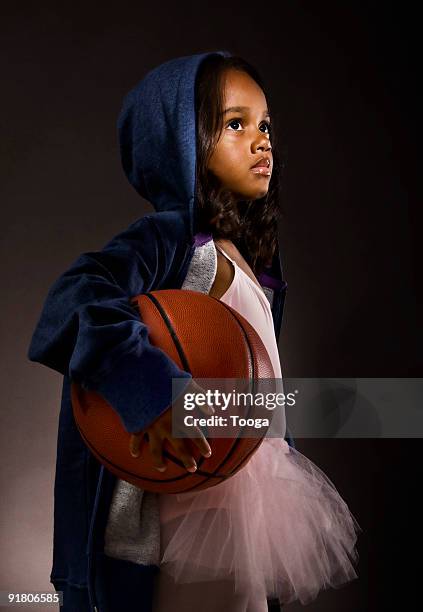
left=226, top=119, right=272, bottom=133
left=261, top=121, right=271, bottom=134
left=227, top=119, right=243, bottom=131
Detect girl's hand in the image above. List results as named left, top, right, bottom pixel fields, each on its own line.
left=129, top=379, right=214, bottom=473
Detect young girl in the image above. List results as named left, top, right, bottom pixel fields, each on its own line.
left=28, top=51, right=361, bottom=612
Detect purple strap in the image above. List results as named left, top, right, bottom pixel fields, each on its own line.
left=257, top=272, right=287, bottom=290
left=193, top=232, right=213, bottom=247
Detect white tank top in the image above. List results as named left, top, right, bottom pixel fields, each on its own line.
left=214, top=243, right=282, bottom=379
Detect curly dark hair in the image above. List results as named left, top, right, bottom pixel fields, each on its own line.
left=194, top=54, right=284, bottom=276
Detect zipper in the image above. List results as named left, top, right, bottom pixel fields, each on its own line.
left=87, top=465, right=105, bottom=612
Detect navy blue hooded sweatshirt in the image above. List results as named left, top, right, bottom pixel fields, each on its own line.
left=27, top=50, right=293, bottom=611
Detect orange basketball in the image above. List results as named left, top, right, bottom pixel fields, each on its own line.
left=71, top=289, right=275, bottom=493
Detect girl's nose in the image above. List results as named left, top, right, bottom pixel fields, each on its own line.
left=253, top=134, right=272, bottom=153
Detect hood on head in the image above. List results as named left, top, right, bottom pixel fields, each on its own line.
left=117, top=50, right=232, bottom=240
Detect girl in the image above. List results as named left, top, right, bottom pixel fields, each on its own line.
left=28, top=51, right=361, bottom=612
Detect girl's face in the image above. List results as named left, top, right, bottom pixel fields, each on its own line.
left=207, top=68, right=273, bottom=201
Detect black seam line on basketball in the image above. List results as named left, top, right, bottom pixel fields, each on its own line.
left=76, top=425, right=230, bottom=483
left=143, top=292, right=192, bottom=373
left=179, top=302, right=257, bottom=491
left=133, top=292, right=253, bottom=482
left=161, top=442, right=261, bottom=480
left=131, top=294, right=259, bottom=492
left=129, top=294, right=231, bottom=486
left=178, top=296, right=259, bottom=493
left=79, top=417, right=264, bottom=485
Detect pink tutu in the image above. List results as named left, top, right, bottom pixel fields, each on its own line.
left=157, top=437, right=362, bottom=606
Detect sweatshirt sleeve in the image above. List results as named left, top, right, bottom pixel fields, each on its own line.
left=27, top=215, right=193, bottom=433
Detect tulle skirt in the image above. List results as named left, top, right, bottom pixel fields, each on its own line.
left=155, top=437, right=362, bottom=607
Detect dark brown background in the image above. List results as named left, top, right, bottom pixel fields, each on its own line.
left=1, top=1, right=420, bottom=610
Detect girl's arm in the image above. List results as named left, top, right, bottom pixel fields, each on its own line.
left=27, top=215, right=193, bottom=434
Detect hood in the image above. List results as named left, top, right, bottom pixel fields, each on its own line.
left=117, top=50, right=232, bottom=240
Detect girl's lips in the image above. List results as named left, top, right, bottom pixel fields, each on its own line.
left=250, top=166, right=271, bottom=176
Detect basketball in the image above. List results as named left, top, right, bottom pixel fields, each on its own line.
left=71, top=289, right=275, bottom=494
